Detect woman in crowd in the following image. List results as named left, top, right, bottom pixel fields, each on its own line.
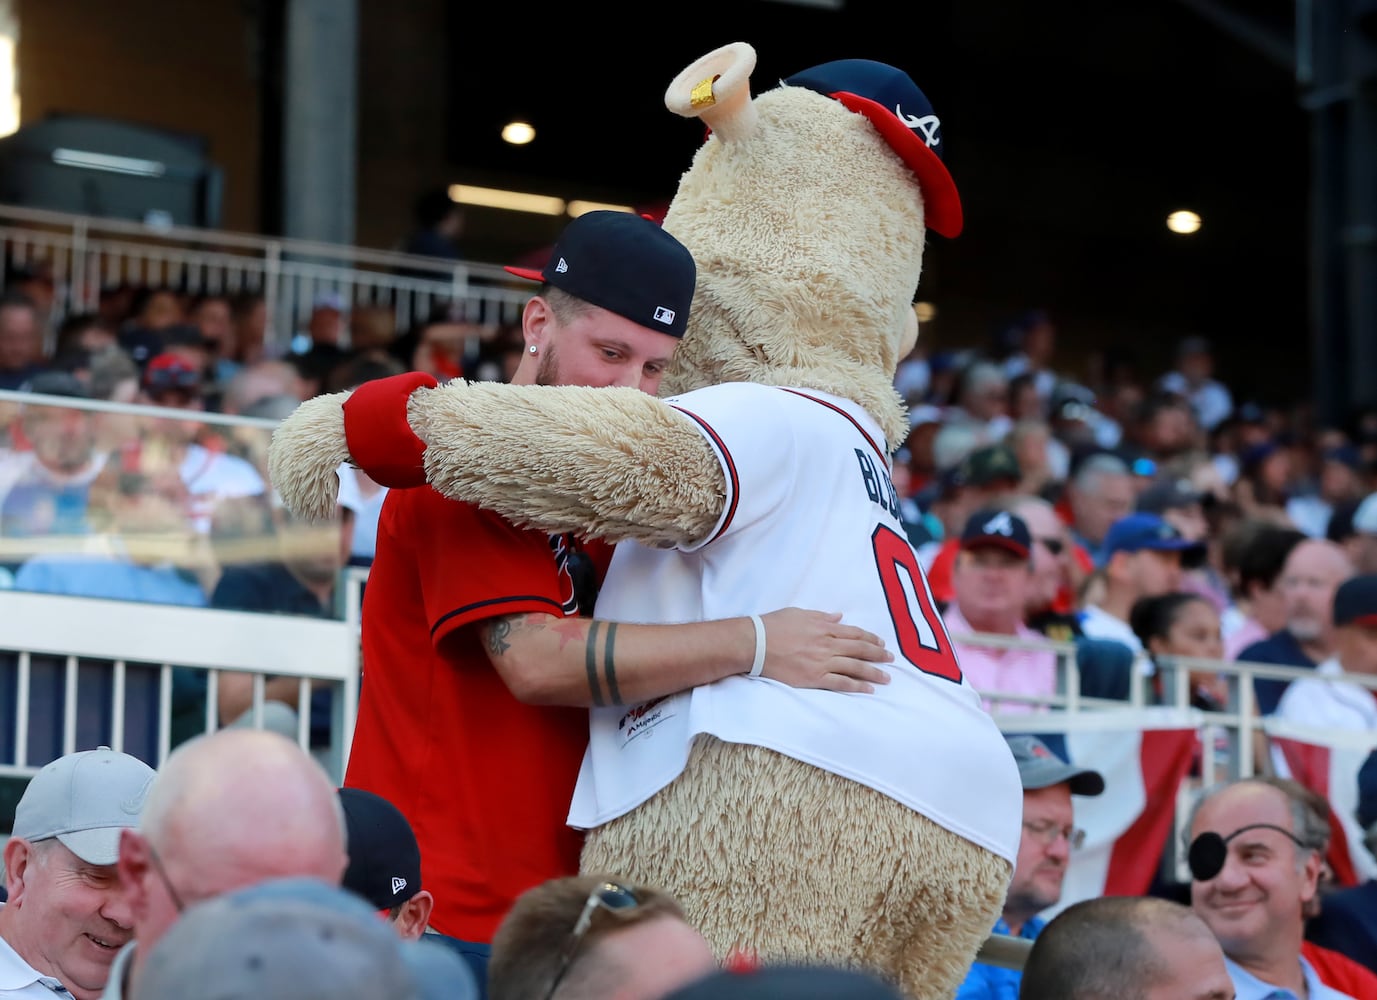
left=1129, top=591, right=1228, bottom=711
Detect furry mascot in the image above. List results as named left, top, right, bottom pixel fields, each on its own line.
left=272, top=43, right=1021, bottom=999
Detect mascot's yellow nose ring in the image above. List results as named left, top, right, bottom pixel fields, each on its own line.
left=690, top=74, right=720, bottom=109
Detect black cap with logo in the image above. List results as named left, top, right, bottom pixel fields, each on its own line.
left=504, top=211, right=696, bottom=339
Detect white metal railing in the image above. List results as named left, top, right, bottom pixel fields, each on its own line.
left=0, top=201, right=531, bottom=354
left=4, top=600, right=1367, bottom=972
left=953, top=630, right=1377, bottom=887
left=0, top=587, right=360, bottom=783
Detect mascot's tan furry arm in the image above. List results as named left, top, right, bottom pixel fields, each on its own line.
left=269, top=379, right=726, bottom=548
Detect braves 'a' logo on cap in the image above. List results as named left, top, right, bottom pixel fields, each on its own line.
left=653, top=306, right=676, bottom=325
left=982, top=512, right=1015, bottom=537
left=896, top=107, right=941, bottom=148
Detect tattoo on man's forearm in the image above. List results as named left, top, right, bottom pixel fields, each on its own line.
left=487, top=618, right=514, bottom=656
left=602, top=623, right=622, bottom=706
left=585, top=621, right=605, bottom=707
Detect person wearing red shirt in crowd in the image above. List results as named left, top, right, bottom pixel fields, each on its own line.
left=333, top=213, right=892, bottom=996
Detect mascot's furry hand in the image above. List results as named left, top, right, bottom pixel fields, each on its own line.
left=268, top=370, right=436, bottom=521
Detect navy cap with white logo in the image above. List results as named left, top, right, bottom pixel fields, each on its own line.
left=504, top=210, right=696, bottom=338
left=784, top=59, right=963, bottom=238
left=339, top=786, right=423, bottom=912
left=960, top=507, right=1032, bottom=560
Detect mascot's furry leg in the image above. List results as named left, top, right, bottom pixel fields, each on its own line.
left=582, top=737, right=1010, bottom=1000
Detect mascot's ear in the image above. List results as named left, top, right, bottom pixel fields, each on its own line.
left=665, top=41, right=758, bottom=140
left=900, top=304, right=920, bottom=358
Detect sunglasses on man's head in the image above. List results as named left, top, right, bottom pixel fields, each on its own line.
left=543, top=882, right=641, bottom=1000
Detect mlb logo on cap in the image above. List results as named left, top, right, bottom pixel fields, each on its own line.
left=785, top=59, right=963, bottom=238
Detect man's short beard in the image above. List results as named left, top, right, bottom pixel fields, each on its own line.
left=534, top=342, right=559, bottom=387
left=1288, top=615, right=1323, bottom=642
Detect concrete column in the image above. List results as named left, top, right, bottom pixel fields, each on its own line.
left=282, top=0, right=357, bottom=246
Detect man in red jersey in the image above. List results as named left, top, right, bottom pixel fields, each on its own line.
left=336, top=211, right=893, bottom=994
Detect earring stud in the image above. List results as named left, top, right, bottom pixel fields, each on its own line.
left=529, top=345, right=537, bottom=355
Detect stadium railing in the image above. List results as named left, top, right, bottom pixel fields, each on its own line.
left=0, top=201, right=529, bottom=355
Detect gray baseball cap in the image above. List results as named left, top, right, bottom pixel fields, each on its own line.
left=11, top=746, right=156, bottom=864
left=1005, top=735, right=1105, bottom=797
left=136, top=877, right=478, bottom=1000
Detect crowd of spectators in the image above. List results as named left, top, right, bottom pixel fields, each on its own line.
left=2, top=273, right=1377, bottom=997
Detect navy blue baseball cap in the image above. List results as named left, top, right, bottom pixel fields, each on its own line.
left=1102, top=512, right=1205, bottom=561
left=960, top=507, right=1032, bottom=560
left=339, top=786, right=423, bottom=912
left=1332, top=574, right=1377, bottom=629
left=504, top=210, right=695, bottom=338
left=784, top=59, right=962, bottom=238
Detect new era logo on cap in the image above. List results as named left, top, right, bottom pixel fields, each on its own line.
left=784, top=59, right=963, bottom=238
left=502, top=211, right=696, bottom=338
left=338, top=787, right=424, bottom=912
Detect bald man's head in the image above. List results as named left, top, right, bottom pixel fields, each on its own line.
left=141, top=729, right=346, bottom=864
left=118, top=730, right=348, bottom=988
left=1020, top=895, right=1232, bottom=1000
left=1278, top=539, right=1354, bottom=642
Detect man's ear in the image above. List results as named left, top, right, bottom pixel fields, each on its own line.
left=522, top=295, right=553, bottom=347
left=117, top=829, right=153, bottom=920
left=1299, top=847, right=1324, bottom=905
left=393, top=890, right=434, bottom=942
left=3, top=838, right=33, bottom=904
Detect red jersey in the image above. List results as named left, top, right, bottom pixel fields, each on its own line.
left=345, top=485, right=609, bottom=943
left=1302, top=940, right=1377, bottom=998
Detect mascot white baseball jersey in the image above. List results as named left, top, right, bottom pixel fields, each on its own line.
left=568, top=382, right=1023, bottom=863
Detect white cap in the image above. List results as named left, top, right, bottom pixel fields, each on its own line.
left=1354, top=493, right=1377, bottom=536
left=11, top=747, right=156, bottom=864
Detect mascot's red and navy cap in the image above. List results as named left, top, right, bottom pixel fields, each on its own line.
left=504, top=210, right=696, bottom=338
left=784, top=59, right=963, bottom=239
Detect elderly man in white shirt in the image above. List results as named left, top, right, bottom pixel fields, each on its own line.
left=1276, top=574, right=1377, bottom=732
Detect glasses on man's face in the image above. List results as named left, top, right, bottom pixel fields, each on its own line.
left=1023, top=819, right=1086, bottom=851
left=542, top=882, right=641, bottom=1000
left=146, top=844, right=188, bottom=913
